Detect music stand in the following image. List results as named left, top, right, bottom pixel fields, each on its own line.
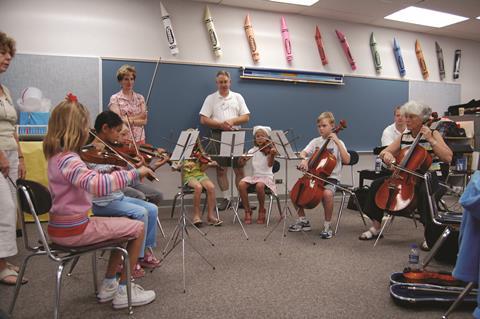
left=263, top=130, right=309, bottom=252
left=161, top=129, right=215, bottom=293
left=218, top=131, right=249, bottom=239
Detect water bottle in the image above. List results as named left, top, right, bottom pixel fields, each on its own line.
left=408, top=243, right=420, bottom=270
left=375, top=156, right=382, bottom=173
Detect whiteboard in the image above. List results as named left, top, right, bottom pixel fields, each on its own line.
left=408, top=80, right=461, bottom=115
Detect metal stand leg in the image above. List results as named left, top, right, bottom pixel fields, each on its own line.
left=442, top=282, right=476, bottom=319
left=161, top=191, right=215, bottom=293
left=422, top=226, right=451, bottom=269
left=227, top=156, right=249, bottom=240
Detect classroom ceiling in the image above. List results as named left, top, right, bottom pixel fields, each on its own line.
left=192, top=0, right=480, bottom=42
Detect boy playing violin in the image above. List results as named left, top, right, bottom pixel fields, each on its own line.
left=86, top=110, right=162, bottom=278
left=288, top=112, right=350, bottom=239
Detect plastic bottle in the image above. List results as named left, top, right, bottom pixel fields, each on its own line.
left=408, top=243, right=420, bottom=270
left=375, top=156, right=382, bottom=173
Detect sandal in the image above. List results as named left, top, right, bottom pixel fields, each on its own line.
left=139, top=251, right=161, bottom=269
left=193, top=218, right=204, bottom=227
left=0, top=267, right=28, bottom=285
left=359, top=227, right=382, bottom=241
left=257, top=208, right=266, bottom=224
left=244, top=210, right=252, bottom=225
left=7, top=262, right=20, bottom=273
left=116, top=262, right=145, bottom=279
left=420, top=240, right=431, bottom=252
left=208, top=218, right=223, bottom=226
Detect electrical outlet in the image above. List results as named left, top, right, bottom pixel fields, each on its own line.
left=275, top=179, right=283, bottom=184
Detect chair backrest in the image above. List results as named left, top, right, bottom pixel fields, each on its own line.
left=423, top=172, right=461, bottom=226
left=16, top=179, right=53, bottom=254
left=347, top=150, right=359, bottom=166
left=272, top=160, right=280, bottom=173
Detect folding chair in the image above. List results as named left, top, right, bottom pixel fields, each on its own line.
left=9, top=179, right=134, bottom=319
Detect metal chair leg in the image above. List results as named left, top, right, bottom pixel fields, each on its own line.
left=422, top=226, right=451, bottom=269
left=442, top=282, right=476, bottom=319
left=91, top=251, right=98, bottom=294
left=170, top=192, right=181, bottom=218
left=54, top=261, right=68, bottom=319
left=334, top=191, right=347, bottom=235
left=8, top=253, right=38, bottom=315
left=67, top=256, right=80, bottom=276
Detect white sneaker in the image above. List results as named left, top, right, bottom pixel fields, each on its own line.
left=97, top=278, right=119, bottom=303
left=112, top=283, right=156, bottom=309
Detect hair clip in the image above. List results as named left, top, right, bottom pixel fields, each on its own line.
left=66, top=92, right=78, bottom=103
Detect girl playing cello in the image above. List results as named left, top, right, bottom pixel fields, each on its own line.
left=359, top=101, right=452, bottom=242
left=289, top=112, right=350, bottom=239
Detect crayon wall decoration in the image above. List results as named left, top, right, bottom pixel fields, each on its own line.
left=415, top=40, right=429, bottom=79
left=393, top=38, right=406, bottom=77
left=204, top=6, right=222, bottom=58
left=435, top=42, right=445, bottom=80
left=244, top=14, right=259, bottom=63
left=453, top=49, right=461, bottom=79
left=314, top=26, right=328, bottom=65
left=335, top=29, right=356, bottom=70
left=160, top=2, right=179, bottom=56
left=280, top=16, right=293, bottom=62
left=369, top=32, right=381, bottom=73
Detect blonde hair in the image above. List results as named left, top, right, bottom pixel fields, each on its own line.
left=43, top=99, right=90, bottom=159
left=116, top=64, right=136, bottom=81
left=317, top=111, right=335, bottom=125
left=0, top=32, right=16, bottom=57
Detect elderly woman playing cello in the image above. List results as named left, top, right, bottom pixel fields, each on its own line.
left=359, top=101, right=452, bottom=243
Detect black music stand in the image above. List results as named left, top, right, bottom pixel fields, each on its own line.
left=218, top=131, right=249, bottom=239
left=161, top=129, right=215, bottom=293
left=263, top=130, right=304, bottom=251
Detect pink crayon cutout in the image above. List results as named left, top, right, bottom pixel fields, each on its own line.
left=315, top=25, right=328, bottom=65
left=335, top=29, right=356, bottom=70
left=281, top=16, right=293, bottom=62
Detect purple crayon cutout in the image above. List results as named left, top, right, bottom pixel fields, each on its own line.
left=335, top=29, right=356, bottom=70
left=281, top=16, right=293, bottom=62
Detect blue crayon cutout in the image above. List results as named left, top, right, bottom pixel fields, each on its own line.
left=393, top=38, right=406, bottom=77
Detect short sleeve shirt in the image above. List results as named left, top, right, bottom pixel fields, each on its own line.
left=302, top=137, right=346, bottom=181
left=109, top=90, right=146, bottom=143
left=199, top=91, right=250, bottom=129
left=381, top=123, right=406, bottom=146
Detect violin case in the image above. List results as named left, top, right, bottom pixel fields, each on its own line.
left=389, top=271, right=477, bottom=306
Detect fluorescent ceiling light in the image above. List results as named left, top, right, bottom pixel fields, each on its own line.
left=268, top=0, right=319, bottom=6
left=385, top=6, right=469, bottom=28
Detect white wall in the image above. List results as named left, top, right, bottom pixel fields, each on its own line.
left=1, top=0, right=479, bottom=102
left=1, top=0, right=478, bottom=199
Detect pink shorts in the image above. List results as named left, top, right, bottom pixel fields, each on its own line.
left=50, top=216, right=143, bottom=247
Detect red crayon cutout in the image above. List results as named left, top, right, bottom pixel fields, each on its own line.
left=335, top=29, right=356, bottom=70
left=315, top=26, right=328, bottom=65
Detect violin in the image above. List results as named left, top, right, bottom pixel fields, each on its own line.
left=374, top=113, right=440, bottom=212
left=290, top=120, right=347, bottom=209
left=402, top=268, right=466, bottom=287
left=111, top=141, right=170, bottom=165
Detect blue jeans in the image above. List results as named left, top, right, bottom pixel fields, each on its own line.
left=92, top=196, right=158, bottom=258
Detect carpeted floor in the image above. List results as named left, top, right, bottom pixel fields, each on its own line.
left=1, top=201, right=473, bottom=319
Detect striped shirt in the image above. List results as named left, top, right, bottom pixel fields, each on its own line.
left=400, top=131, right=441, bottom=171
left=47, top=152, right=139, bottom=237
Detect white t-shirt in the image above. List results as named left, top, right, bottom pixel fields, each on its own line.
left=247, top=146, right=273, bottom=178
left=302, top=137, right=346, bottom=181
left=381, top=123, right=406, bottom=146
left=199, top=91, right=250, bottom=129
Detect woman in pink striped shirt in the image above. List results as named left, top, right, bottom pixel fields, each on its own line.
left=43, top=95, right=156, bottom=309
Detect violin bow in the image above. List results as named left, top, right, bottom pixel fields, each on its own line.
left=88, top=131, right=159, bottom=182
left=140, top=56, right=162, bottom=142
left=124, top=112, right=142, bottom=159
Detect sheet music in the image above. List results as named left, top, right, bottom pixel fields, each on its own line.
left=270, top=130, right=298, bottom=159
left=170, top=130, right=199, bottom=161
left=219, top=131, right=245, bottom=157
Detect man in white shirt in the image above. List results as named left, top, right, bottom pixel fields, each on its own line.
left=381, top=106, right=406, bottom=146
left=200, top=71, right=250, bottom=210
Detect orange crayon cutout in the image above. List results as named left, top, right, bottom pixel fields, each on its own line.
left=415, top=40, right=429, bottom=79
left=244, top=14, right=260, bottom=63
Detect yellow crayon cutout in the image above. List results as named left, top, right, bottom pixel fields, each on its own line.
left=244, top=14, right=259, bottom=63
left=415, top=40, right=429, bottom=79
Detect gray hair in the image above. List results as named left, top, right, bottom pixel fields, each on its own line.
left=400, top=101, right=431, bottom=121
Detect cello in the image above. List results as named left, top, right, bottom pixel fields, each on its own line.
left=374, top=113, right=439, bottom=212
left=290, top=120, right=347, bottom=209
